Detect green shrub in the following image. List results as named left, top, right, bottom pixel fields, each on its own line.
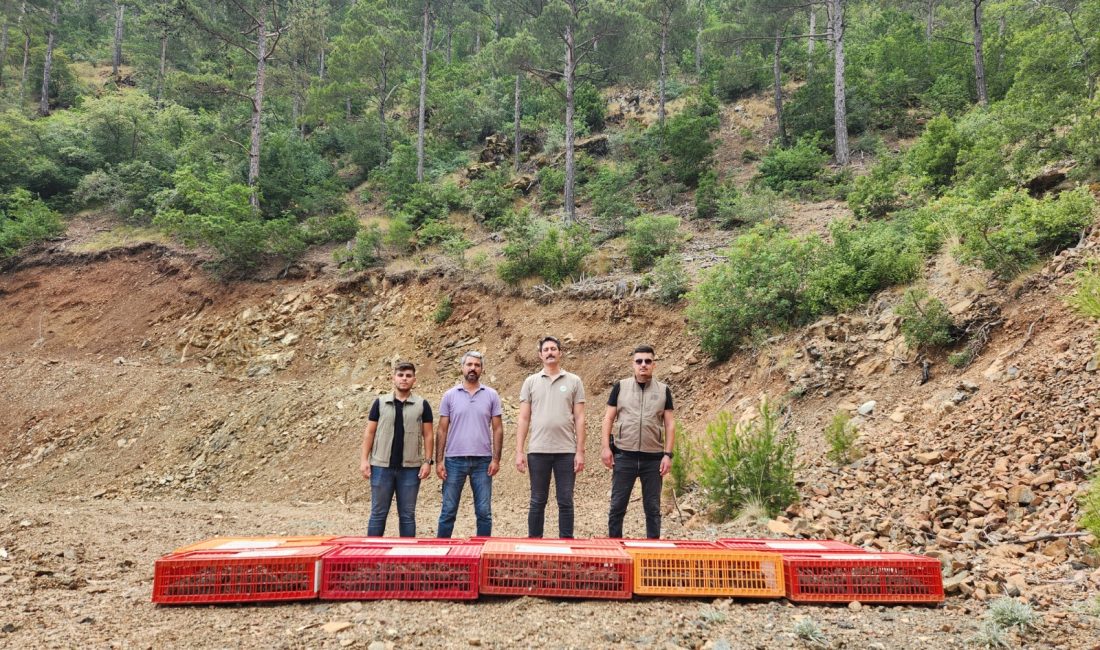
left=1066, top=261, right=1100, bottom=320
left=711, top=53, right=768, bottom=102
left=441, top=236, right=472, bottom=267
left=334, top=224, right=384, bottom=269
left=574, top=81, right=607, bottom=133
left=952, top=187, right=1095, bottom=279
left=697, top=402, right=799, bottom=521
left=385, top=216, right=414, bottom=253
left=432, top=295, right=454, bottom=324
left=921, top=75, right=971, bottom=117
left=584, top=163, right=639, bottom=235
left=906, top=114, right=961, bottom=190
left=257, top=129, right=345, bottom=219
left=668, top=424, right=694, bottom=495
left=302, top=212, right=359, bottom=245
left=651, top=254, right=688, bottom=305
left=824, top=411, right=860, bottom=465
left=694, top=171, right=720, bottom=220
left=1081, top=471, right=1100, bottom=541
left=469, top=170, right=518, bottom=229
left=417, top=220, right=463, bottom=246
left=897, top=288, right=954, bottom=350
left=663, top=108, right=719, bottom=185
left=792, top=618, right=827, bottom=646
left=987, top=598, right=1036, bottom=630
left=759, top=137, right=829, bottom=195
left=0, top=189, right=65, bottom=259
left=848, top=155, right=904, bottom=219
left=717, top=188, right=785, bottom=229
left=687, top=224, right=822, bottom=361
left=626, top=214, right=682, bottom=271
left=806, top=219, right=922, bottom=312
left=497, top=212, right=592, bottom=286
left=537, top=166, right=565, bottom=209
left=397, top=181, right=466, bottom=229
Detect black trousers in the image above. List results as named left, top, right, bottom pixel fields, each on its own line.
left=527, top=452, right=575, bottom=538
left=607, top=452, right=663, bottom=539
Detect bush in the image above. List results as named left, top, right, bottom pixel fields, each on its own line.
left=416, top=220, right=463, bottom=246
left=663, top=108, right=719, bottom=185
left=697, top=402, right=798, bottom=521
left=718, top=187, right=785, bottom=229
left=257, top=130, right=345, bottom=219
left=897, top=288, right=954, bottom=350
left=584, top=163, right=639, bottom=235
left=385, top=216, right=414, bottom=253
left=687, top=223, right=822, bottom=361
left=398, top=181, right=467, bottom=229
left=667, top=424, right=694, bottom=495
left=987, top=598, right=1036, bottom=630
left=711, top=53, right=768, bottom=102
left=626, top=214, right=682, bottom=271
left=468, top=170, right=518, bottom=230
left=574, top=81, right=607, bottom=133
left=497, top=214, right=592, bottom=286
left=806, top=219, right=922, bottom=312
left=537, top=166, right=565, bottom=209
left=0, top=189, right=65, bottom=259
left=921, top=75, right=971, bottom=117
left=441, top=235, right=472, bottom=268
left=432, top=295, right=454, bottom=324
left=302, top=212, right=359, bottom=245
left=651, top=254, right=688, bottom=305
left=1066, top=261, right=1100, bottom=320
left=952, top=187, right=1095, bottom=279
left=1081, top=470, right=1100, bottom=542
left=759, top=137, right=829, bottom=195
left=694, top=171, right=720, bottom=220
left=848, top=155, right=904, bottom=219
left=334, top=224, right=384, bottom=269
left=906, top=114, right=961, bottom=190
left=824, top=411, right=860, bottom=465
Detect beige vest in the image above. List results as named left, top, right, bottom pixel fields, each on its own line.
left=613, top=378, right=668, bottom=453
left=371, top=392, right=427, bottom=467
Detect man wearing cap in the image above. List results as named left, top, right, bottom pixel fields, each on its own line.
left=515, top=335, right=586, bottom=538
left=436, top=351, right=504, bottom=537
left=601, top=345, right=675, bottom=539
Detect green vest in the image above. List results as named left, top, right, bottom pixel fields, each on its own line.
left=371, top=392, right=427, bottom=468
left=612, top=378, right=668, bottom=453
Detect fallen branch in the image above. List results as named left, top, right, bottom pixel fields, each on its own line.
left=1013, top=531, right=1088, bottom=544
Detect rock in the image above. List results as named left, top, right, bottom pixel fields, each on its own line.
left=468, top=638, right=483, bottom=646
left=948, top=299, right=973, bottom=315
left=848, top=601, right=862, bottom=611
left=858, top=400, right=877, bottom=416
left=1030, top=471, right=1057, bottom=487
left=368, top=642, right=388, bottom=650
left=888, top=408, right=907, bottom=423
left=914, top=451, right=943, bottom=465
left=670, top=365, right=685, bottom=374
left=322, top=621, right=353, bottom=634
left=281, top=332, right=300, bottom=346
left=1007, top=485, right=1036, bottom=505
left=943, top=571, right=973, bottom=594
left=1087, top=357, right=1098, bottom=372
left=766, top=518, right=795, bottom=536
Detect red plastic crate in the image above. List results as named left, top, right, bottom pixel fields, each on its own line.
left=607, top=538, right=721, bottom=549
left=782, top=553, right=945, bottom=603
left=172, top=535, right=335, bottom=554
left=479, top=540, right=632, bottom=599
left=717, top=538, right=866, bottom=553
left=320, top=544, right=482, bottom=600
left=152, top=545, right=333, bottom=604
left=328, top=536, right=470, bottom=546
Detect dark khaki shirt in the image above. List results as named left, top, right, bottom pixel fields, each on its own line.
left=520, top=369, right=586, bottom=453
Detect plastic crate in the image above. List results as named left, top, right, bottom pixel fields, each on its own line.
left=320, top=544, right=482, bottom=600
left=152, top=545, right=333, bottom=604
left=783, top=553, right=945, bottom=603
left=717, top=538, right=866, bottom=553
left=621, top=541, right=785, bottom=598
left=328, top=536, right=470, bottom=546
left=469, top=537, right=617, bottom=545
left=172, top=535, right=335, bottom=554
left=479, top=540, right=632, bottom=599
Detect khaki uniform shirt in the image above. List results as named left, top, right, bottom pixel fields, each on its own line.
left=520, top=369, right=586, bottom=453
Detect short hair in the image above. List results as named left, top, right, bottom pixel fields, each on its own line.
left=538, top=336, right=561, bottom=351
left=633, top=344, right=655, bottom=357
left=461, top=350, right=484, bottom=367
left=394, top=361, right=416, bottom=374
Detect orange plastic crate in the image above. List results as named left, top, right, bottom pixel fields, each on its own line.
left=479, top=540, right=632, bottom=599
left=717, top=538, right=865, bottom=553
left=621, top=540, right=785, bottom=598
left=320, top=544, right=481, bottom=600
left=152, top=545, right=333, bottom=604
left=172, top=535, right=335, bottom=554
left=783, top=553, right=945, bottom=603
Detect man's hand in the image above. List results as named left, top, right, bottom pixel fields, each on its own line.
left=418, top=462, right=431, bottom=480
left=436, top=463, right=447, bottom=481
left=360, top=460, right=371, bottom=480
left=515, top=454, right=527, bottom=473
left=600, top=446, right=614, bottom=469
left=488, top=459, right=500, bottom=476
left=574, top=451, right=585, bottom=474
left=659, top=455, right=672, bottom=477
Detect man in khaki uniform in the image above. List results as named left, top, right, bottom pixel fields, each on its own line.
left=515, top=336, right=586, bottom=538
left=600, top=345, right=675, bottom=539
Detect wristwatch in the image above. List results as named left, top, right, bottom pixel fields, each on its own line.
left=428, top=459, right=435, bottom=465
left=663, top=451, right=674, bottom=459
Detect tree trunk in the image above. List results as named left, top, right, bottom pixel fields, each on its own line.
left=925, top=0, right=935, bottom=40
left=474, top=29, right=480, bottom=53
left=831, top=0, right=849, bottom=166
left=657, top=16, right=668, bottom=129
left=248, top=3, right=267, bottom=209
left=513, top=72, right=521, bottom=173
left=39, top=2, right=58, bottom=116
left=318, top=26, right=326, bottom=79
left=807, top=6, right=815, bottom=59
left=112, top=2, right=125, bottom=77
left=563, top=22, right=576, bottom=224
left=972, top=0, right=988, bottom=107
left=156, top=32, right=167, bottom=106
left=345, top=97, right=351, bottom=120
left=18, top=28, right=28, bottom=103
left=772, top=29, right=785, bottom=147
left=0, top=19, right=9, bottom=89
left=290, top=58, right=301, bottom=134
left=694, top=3, right=702, bottom=76
left=416, top=0, right=431, bottom=183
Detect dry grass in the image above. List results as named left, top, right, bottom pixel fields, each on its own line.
left=69, top=225, right=172, bottom=253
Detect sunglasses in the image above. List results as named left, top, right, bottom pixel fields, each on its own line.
left=633, top=358, right=655, bottom=365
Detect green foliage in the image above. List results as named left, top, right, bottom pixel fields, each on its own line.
left=969, top=620, right=1009, bottom=649
left=951, top=188, right=1096, bottom=279
left=498, top=212, right=592, bottom=286
left=334, top=224, right=384, bottom=270
left=806, top=219, right=922, bottom=313
left=987, top=598, right=1036, bottom=630
left=710, top=53, right=769, bottom=102
left=759, top=138, right=829, bottom=195
left=824, top=411, right=860, bottom=465
left=301, top=212, right=359, bottom=246
left=468, top=170, right=518, bottom=230
left=574, top=82, right=607, bottom=133
left=416, top=220, right=463, bottom=246
left=257, top=130, right=345, bottom=219
left=441, top=236, right=472, bottom=268
left=537, top=166, right=565, bottom=209
left=584, top=164, right=639, bottom=235
left=651, top=254, right=688, bottom=305
left=906, top=115, right=962, bottom=190
left=1066, top=261, right=1100, bottom=320
left=897, top=288, right=954, bottom=350
left=668, top=424, right=694, bottom=495
left=687, top=224, right=822, bottom=361
left=848, top=155, right=904, bottom=219
left=697, top=403, right=798, bottom=521
left=662, top=103, right=719, bottom=185
left=792, top=618, right=827, bottom=646
left=626, top=214, right=682, bottom=271
left=0, top=190, right=65, bottom=259
left=717, top=188, right=786, bottom=230
left=1081, top=471, right=1100, bottom=542
left=396, top=182, right=467, bottom=229
left=922, top=75, right=972, bottom=118
left=694, top=171, right=721, bottom=220
left=385, top=216, right=415, bottom=253
left=432, top=296, right=454, bottom=324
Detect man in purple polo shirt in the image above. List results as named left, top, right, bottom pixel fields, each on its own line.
left=435, top=351, right=504, bottom=537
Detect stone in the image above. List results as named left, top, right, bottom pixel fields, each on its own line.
left=281, top=332, right=300, bottom=346
left=888, top=408, right=907, bottom=423
left=766, top=518, right=795, bottom=536
left=368, top=643, right=388, bottom=650
left=943, top=571, right=973, bottom=594
left=1029, top=471, right=1057, bottom=487
left=848, top=601, right=862, bottom=611
left=1007, top=485, right=1036, bottom=505
left=858, top=400, right=877, bottom=416
left=914, top=451, right=943, bottom=465
left=669, top=365, right=685, bottom=374
left=322, top=622, right=353, bottom=634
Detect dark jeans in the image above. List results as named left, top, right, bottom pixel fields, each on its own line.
left=368, top=466, right=421, bottom=537
left=527, top=452, right=576, bottom=538
left=608, top=452, right=663, bottom=539
left=437, top=456, right=493, bottom=538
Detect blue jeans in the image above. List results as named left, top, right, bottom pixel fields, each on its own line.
left=608, top=452, right=663, bottom=539
left=527, top=452, right=575, bottom=538
left=368, top=466, right=421, bottom=537
left=437, top=456, right=493, bottom=538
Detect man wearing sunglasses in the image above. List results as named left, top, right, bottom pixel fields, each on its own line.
left=435, top=350, right=503, bottom=537
left=601, top=345, right=675, bottom=539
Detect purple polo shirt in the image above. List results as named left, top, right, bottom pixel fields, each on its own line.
left=439, top=383, right=502, bottom=457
